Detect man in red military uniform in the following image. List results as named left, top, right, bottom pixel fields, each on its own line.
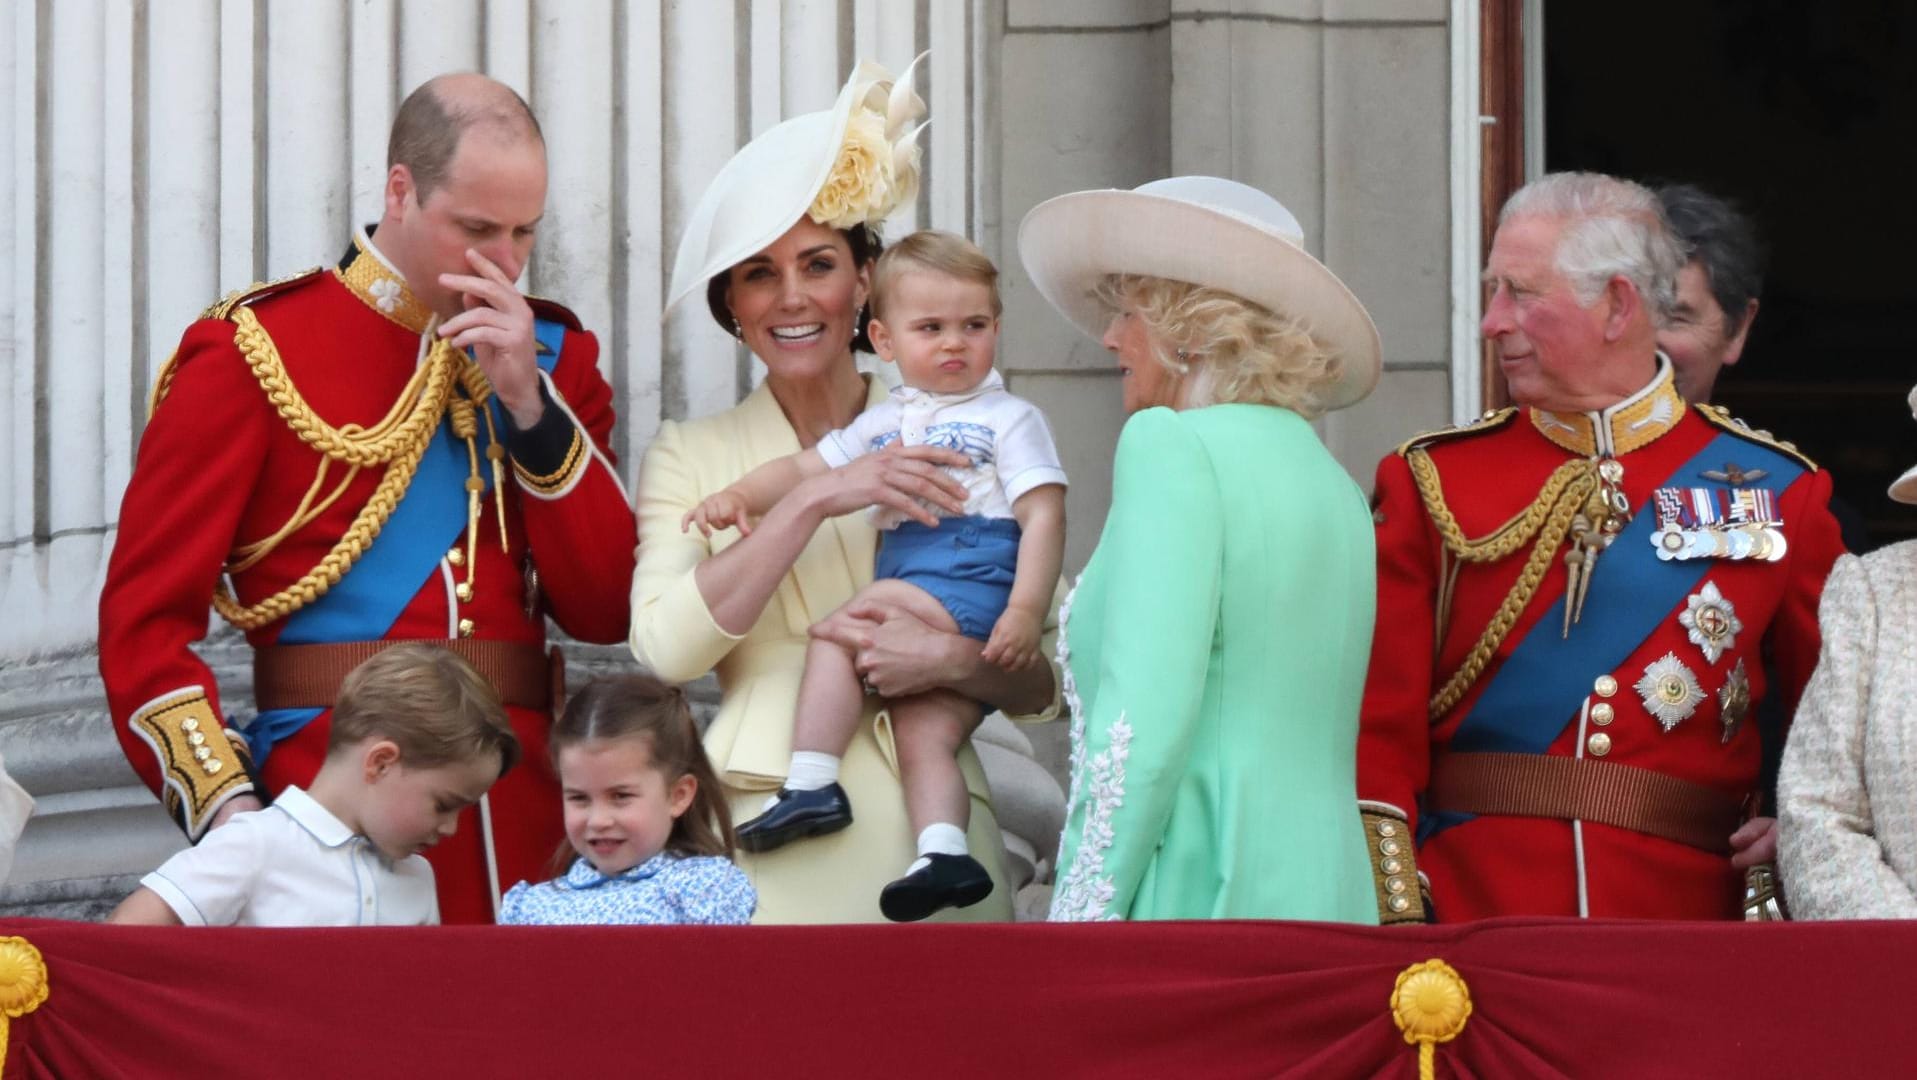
left=1358, top=172, right=1844, bottom=923
left=99, top=74, right=637, bottom=923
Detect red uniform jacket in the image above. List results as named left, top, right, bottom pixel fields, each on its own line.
left=98, top=231, right=637, bottom=923
left=1358, top=360, right=1843, bottom=921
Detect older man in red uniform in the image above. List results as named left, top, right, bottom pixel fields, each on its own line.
left=1358, top=172, right=1844, bottom=923
left=99, top=74, right=637, bottom=923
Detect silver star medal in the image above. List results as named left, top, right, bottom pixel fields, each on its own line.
left=1677, top=582, right=1742, bottom=665
left=1636, top=652, right=1706, bottom=732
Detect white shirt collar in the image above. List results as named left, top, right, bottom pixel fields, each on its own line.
left=273, top=785, right=357, bottom=849
left=890, top=368, right=1004, bottom=408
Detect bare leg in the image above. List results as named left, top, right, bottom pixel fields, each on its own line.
left=890, top=688, right=984, bottom=838
left=792, top=578, right=961, bottom=758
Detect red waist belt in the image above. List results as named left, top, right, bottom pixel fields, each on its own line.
left=253, top=639, right=561, bottom=714
left=1428, top=752, right=1743, bottom=855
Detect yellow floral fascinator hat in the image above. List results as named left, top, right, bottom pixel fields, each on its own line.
left=1891, top=383, right=1917, bottom=504
left=664, top=54, right=928, bottom=320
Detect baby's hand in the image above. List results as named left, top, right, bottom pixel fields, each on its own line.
left=981, top=607, right=1043, bottom=672
left=682, top=490, right=753, bottom=537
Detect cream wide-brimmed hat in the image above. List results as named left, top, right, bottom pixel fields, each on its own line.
left=1892, top=385, right=1917, bottom=504
left=1017, top=176, right=1382, bottom=410
left=663, top=56, right=928, bottom=321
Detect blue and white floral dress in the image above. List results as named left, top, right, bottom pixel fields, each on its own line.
left=500, top=852, right=757, bottom=926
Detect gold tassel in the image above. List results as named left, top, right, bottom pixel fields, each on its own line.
left=450, top=395, right=482, bottom=597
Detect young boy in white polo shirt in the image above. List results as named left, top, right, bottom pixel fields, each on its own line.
left=109, top=644, right=519, bottom=927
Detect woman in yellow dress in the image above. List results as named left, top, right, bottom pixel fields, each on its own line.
left=632, top=59, right=1058, bottom=923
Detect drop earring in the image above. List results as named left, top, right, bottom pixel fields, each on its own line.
left=731, top=317, right=743, bottom=341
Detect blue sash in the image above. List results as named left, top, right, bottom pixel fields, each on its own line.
left=245, top=320, right=568, bottom=763
left=1420, top=430, right=1804, bottom=841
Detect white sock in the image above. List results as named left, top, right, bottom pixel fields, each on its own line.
left=906, top=822, right=969, bottom=875
left=759, top=752, right=840, bottom=811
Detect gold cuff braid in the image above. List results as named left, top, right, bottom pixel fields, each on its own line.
left=128, top=689, right=252, bottom=840
left=512, top=427, right=587, bottom=496
left=1361, top=804, right=1428, bottom=925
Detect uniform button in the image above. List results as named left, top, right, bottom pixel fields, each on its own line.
left=188, top=731, right=206, bottom=746
left=1381, top=857, right=1403, bottom=875
left=455, top=582, right=474, bottom=602
left=1594, top=675, right=1618, bottom=698
left=1386, top=876, right=1407, bottom=894
left=447, top=548, right=465, bottom=567
left=193, top=746, right=211, bottom=761
left=1590, top=703, right=1614, bottom=726
left=181, top=717, right=200, bottom=732
left=204, top=759, right=223, bottom=775
left=1379, top=839, right=1401, bottom=857
left=1376, top=821, right=1398, bottom=838
left=1587, top=732, right=1612, bottom=757
left=458, top=618, right=476, bottom=638
left=1389, top=896, right=1411, bottom=913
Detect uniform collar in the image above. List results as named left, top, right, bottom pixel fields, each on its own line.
left=562, top=851, right=674, bottom=890
left=334, top=225, right=436, bottom=334
left=1529, top=353, right=1684, bottom=458
left=890, top=367, right=1004, bottom=408
left=273, top=785, right=356, bottom=849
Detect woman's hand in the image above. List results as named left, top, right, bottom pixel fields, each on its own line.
left=798, top=444, right=971, bottom=526
left=684, top=489, right=753, bottom=537
left=811, top=597, right=970, bottom=699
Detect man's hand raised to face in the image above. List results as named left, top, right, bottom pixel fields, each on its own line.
left=438, top=247, right=544, bottom=429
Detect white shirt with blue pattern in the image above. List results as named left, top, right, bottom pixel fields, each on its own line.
left=499, top=851, right=756, bottom=926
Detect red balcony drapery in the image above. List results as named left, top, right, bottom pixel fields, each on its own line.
left=0, top=916, right=1894, bottom=1078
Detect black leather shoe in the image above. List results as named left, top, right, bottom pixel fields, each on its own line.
left=879, top=853, right=995, bottom=922
left=735, top=783, right=853, bottom=853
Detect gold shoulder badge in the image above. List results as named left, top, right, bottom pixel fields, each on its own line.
left=1395, top=407, right=1518, bottom=458
left=198, top=266, right=326, bottom=322
left=1692, top=403, right=1819, bottom=472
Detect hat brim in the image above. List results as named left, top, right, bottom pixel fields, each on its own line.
left=662, top=70, right=871, bottom=318
left=1017, top=189, right=1382, bottom=410
left=1892, top=463, right=1917, bottom=505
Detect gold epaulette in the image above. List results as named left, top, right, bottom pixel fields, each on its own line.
left=198, top=266, right=326, bottom=322
left=1395, top=407, right=1519, bottom=457
left=1692, top=403, right=1819, bottom=472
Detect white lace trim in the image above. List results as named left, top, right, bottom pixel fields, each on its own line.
left=1050, top=711, right=1132, bottom=921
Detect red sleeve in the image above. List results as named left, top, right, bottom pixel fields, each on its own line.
left=98, top=320, right=266, bottom=838
left=1764, top=467, right=1846, bottom=723
left=1357, top=451, right=1438, bottom=834
left=511, top=327, right=637, bottom=645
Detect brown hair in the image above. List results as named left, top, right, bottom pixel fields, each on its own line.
left=388, top=74, right=544, bottom=203
left=706, top=223, right=885, bottom=353
left=328, top=644, right=520, bottom=778
left=870, top=229, right=1002, bottom=321
left=551, top=675, right=735, bottom=858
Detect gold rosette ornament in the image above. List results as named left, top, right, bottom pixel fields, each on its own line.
left=807, top=53, right=928, bottom=230
left=0, top=936, right=50, bottom=1065
left=1390, top=958, right=1471, bottom=1080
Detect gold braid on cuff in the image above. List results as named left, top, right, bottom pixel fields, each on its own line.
left=128, top=689, right=253, bottom=840
left=1362, top=804, right=1429, bottom=924
left=512, top=426, right=587, bottom=496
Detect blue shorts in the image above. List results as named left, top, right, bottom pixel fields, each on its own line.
left=874, top=515, right=1022, bottom=641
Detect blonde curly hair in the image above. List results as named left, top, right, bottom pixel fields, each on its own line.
left=1094, top=273, right=1344, bottom=419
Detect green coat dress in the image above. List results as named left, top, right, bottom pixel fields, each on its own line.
left=1049, top=404, right=1379, bottom=922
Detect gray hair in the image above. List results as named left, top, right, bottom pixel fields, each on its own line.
left=1499, top=171, right=1685, bottom=326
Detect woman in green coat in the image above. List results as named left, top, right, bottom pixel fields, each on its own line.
left=1020, top=177, right=1384, bottom=922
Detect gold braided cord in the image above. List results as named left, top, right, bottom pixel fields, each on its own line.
left=198, top=311, right=466, bottom=631
left=1409, top=449, right=1598, bottom=718
left=228, top=306, right=453, bottom=467
left=225, top=458, right=362, bottom=574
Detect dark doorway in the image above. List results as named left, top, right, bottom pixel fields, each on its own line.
left=1545, top=1, right=1915, bottom=550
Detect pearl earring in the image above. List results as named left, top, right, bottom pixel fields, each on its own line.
left=731, top=317, right=743, bottom=341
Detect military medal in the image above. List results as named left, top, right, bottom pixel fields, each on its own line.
left=1718, top=659, right=1752, bottom=744
left=1678, top=582, right=1742, bottom=664
left=1650, top=483, right=1787, bottom=563
left=1563, top=458, right=1630, bottom=637
left=1636, top=652, right=1705, bottom=732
